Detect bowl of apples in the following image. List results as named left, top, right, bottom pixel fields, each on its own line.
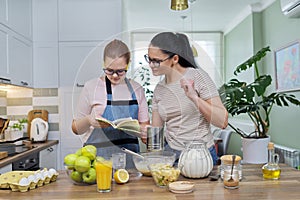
left=64, top=145, right=97, bottom=185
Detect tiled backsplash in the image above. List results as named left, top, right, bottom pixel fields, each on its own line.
left=0, top=87, right=59, bottom=139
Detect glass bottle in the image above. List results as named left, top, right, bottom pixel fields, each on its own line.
left=262, top=142, right=281, bottom=179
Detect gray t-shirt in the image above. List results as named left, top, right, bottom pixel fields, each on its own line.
left=152, top=68, right=219, bottom=151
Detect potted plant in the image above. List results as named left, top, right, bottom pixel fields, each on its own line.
left=219, top=46, right=300, bottom=163
left=5, top=118, right=28, bottom=141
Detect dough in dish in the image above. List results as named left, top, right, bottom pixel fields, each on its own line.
left=168, top=181, right=195, bottom=193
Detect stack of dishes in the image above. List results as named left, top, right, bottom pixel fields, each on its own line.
left=168, top=181, right=195, bottom=194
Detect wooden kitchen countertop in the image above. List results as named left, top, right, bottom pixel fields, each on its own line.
left=1, top=164, right=299, bottom=199
left=0, top=140, right=58, bottom=168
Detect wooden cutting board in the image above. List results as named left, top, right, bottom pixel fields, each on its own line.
left=0, top=151, right=8, bottom=160
left=27, top=110, right=49, bottom=138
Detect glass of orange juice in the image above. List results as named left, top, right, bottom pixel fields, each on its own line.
left=95, top=156, right=113, bottom=192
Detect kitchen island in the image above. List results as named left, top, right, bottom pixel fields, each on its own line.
left=1, top=164, right=299, bottom=199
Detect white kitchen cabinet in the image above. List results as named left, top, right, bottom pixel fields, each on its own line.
left=58, top=0, right=122, bottom=41
left=0, top=164, right=12, bottom=174
left=39, top=144, right=57, bottom=169
left=0, top=26, right=9, bottom=80
left=32, top=0, right=59, bottom=88
left=8, top=34, right=33, bottom=87
left=0, top=0, right=8, bottom=25
left=8, top=0, right=32, bottom=40
left=58, top=87, right=84, bottom=170
left=58, top=41, right=105, bottom=168
left=0, top=24, right=33, bottom=87
left=32, top=0, right=58, bottom=42
left=59, top=42, right=104, bottom=87
left=0, top=0, right=33, bottom=87
left=33, top=43, right=59, bottom=88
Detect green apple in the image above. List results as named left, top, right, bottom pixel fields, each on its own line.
left=74, top=156, right=91, bottom=173
left=71, top=170, right=82, bottom=183
left=64, top=154, right=79, bottom=169
left=81, top=145, right=97, bottom=160
left=75, top=148, right=82, bottom=156
left=82, top=168, right=96, bottom=184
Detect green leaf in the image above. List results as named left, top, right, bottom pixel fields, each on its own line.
left=234, top=46, right=271, bottom=75
left=219, top=46, right=300, bottom=138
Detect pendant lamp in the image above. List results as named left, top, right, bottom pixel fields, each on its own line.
left=171, top=0, right=188, bottom=11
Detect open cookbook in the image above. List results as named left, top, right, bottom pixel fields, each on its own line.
left=95, top=117, right=141, bottom=138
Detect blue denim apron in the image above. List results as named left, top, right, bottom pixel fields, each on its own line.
left=84, top=77, right=139, bottom=169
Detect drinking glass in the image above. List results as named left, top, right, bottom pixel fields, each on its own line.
left=112, top=152, right=126, bottom=175
left=95, top=157, right=113, bottom=192
left=146, top=126, right=164, bottom=152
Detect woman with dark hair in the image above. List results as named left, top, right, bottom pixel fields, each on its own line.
left=72, top=39, right=149, bottom=168
left=144, top=32, right=228, bottom=165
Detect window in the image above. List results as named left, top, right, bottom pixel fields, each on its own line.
left=129, top=32, right=223, bottom=93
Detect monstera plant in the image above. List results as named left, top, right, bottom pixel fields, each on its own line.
left=219, top=46, right=300, bottom=139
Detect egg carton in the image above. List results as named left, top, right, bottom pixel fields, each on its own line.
left=0, top=168, right=59, bottom=192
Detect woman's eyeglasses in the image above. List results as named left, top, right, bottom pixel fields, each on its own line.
left=103, top=68, right=127, bottom=76
left=144, top=54, right=173, bottom=68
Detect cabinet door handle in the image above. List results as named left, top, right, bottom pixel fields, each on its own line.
left=47, top=147, right=53, bottom=152
left=0, top=77, right=11, bottom=84
left=76, top=83, right=84, bottom=87
left=20, top=81, right=28, bottom=86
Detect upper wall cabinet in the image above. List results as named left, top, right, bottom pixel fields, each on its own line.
left=8, top=0, right=32, bottom=40
left=58, top=0, right=122, bottom=41
left=32, top=0, right=59, bottom=88
left=0, top=0, right=8, bottom=25
left=0, top=27, right=9, bottom=80
left=9, top=34, right=33, bottom=87
left=0, top=0, right=33, bottom=87
left=59, top=42, right=104, bottom=87
left=0, top=24, right=32, bottom=87
left=32, top=0, right=58, bottom=42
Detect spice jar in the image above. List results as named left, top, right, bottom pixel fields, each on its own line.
left=223, top=170, right=239, bottom=189
left=220, top=155, right=242, bottom=180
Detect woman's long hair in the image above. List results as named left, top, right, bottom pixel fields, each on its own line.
left=150, top=32, right=198, bottom=68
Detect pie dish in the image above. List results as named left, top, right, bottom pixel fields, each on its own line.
left=168, top=181, right=195, bottom=194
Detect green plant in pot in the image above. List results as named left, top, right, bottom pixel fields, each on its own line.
left=10, top=118, right=28, bottom=131
left=5, top=118, right=28, bottom=141
left=219, top=46, right=300, bottom=163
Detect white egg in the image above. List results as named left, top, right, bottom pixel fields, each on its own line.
left=27, top=175, right=35, bottom=182
left=40, top=172, right=45, bottom=180
left=43, top=171, right=51, bottom=178
left=19, top=177, right=29, bottom=186
left=48, top=168, right=57, bottom=176
left=33, top=175, right=39, bottom=183
left=35, top=172, right=42, bottom=180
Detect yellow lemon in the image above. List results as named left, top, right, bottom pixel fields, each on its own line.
left=114, top=169, right=129, bottom=184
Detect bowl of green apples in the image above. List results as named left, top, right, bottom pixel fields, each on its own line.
left=64, top=145, right=97, bottom=185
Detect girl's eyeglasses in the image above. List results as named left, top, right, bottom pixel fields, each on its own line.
left=103, top=68, right=127, bottom=76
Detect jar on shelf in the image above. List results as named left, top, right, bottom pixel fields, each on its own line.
left=220, top=155, right=242, bottom=180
